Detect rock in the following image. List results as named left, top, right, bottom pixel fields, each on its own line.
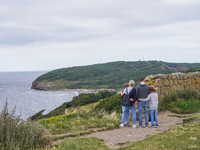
left=156, top=79, right=162, bottom=87
left=145, top=71, right=200, bottom=100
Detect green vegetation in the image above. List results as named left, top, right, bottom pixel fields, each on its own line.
left=183, top=113, right=200, bottom=123
left=30, top=90, right=116, bottom=120
left=51, top=137, right=110, bottom=150
left=38, top=109, right=120, bottom=135
left=122, top=120, right=200, bottom=150
left=47, top=115, right=200, bottom=150
left=95, top=94, right=122, bottom=114
left=0, top=102, right=51, bottom=150
left=159, top=89, right=200, bottom=113
left=182, top=67, right=200, bottom=73
left=30, top=91, right=122, bottom=136
left=37, top=94, right=121, bottom=135
left=32, top=61, right=200, bottom=90
left=24, top=87, right=200, bottom=149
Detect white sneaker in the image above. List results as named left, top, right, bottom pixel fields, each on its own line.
left=119, top=123, right=124, bottom=127
left=133, top=125, right=137, bottom=128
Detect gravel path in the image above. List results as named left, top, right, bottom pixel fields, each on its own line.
left=86, top=111, right=189, bottom=149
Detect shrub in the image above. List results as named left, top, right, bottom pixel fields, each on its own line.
left=0, top=101, right=51, bottom=150
left=30, top=90, right=117, bottom=120
left=95, top=94, right=122, bottom=114
left=38, top=109, right=120, bottom=135
left=159, top=89, right=200, bottom=113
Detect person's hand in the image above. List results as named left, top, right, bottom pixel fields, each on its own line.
left=135, top=103, right=138, bottom=109
left=138, top=98, right=141, bottom=101
left=130, top=98, right=133, bottom=101
left=121, top=91, right=124, bottom=96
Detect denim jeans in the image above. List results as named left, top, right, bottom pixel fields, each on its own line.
left=130, top=103, right=136, bottom=125
left=121, top=106, right=130, bottom=124
left=150, top=109, right=158, bottom=126
left=138, top=102, right=149, bottom=127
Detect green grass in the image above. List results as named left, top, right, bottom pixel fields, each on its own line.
left=159, top=89, right=200, bottom=114
left=37, top=93, right=123, bottom=135
left=30, top=90, right=116, bottom=120
left=52, top=130, right=95, bottom=141
left=35, top=88, right=200, bottom=150
left=38, top=109, right=121, bottom=135
left=121, top=121, right=200, bottom=150
left=47, top=118, right=200, bottom=150
left=169, top=98, right=200, bottom=114
left=0, top=101, right=51, bottom=150
left=183, top=113, right=200, bottom=123
left=50, top=137, right=110, bottom=150
left=182, top=67, right=200, bottom=73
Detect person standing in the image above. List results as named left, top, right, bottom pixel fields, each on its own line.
left=120, top=80, right=137, bottom=128
left=128, top=80, right=137, bottom=128
left=136, top=77, right=150, bottom=128
left=119, top=83, right=130, bottom=127
left=139, top=86, right=159, bottom=127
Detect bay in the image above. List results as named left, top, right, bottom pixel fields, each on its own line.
left=0, top=71, right=77, bottom=120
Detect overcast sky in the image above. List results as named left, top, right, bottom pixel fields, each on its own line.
left=0, top=0, right=200, bottom=71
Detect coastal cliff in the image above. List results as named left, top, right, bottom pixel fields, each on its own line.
left=31, top=61, right=200, bottom=91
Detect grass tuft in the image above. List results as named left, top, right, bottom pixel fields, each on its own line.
left=159, top=89, right=200, bottom=114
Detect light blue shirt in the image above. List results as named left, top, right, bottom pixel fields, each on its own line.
left=123, top=87, right=132, bottom=94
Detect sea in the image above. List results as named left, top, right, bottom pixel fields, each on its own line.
left=0, top=71, right=78, bottom=120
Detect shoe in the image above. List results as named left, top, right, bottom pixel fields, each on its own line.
left=155, top=125, right=159, bottom=128
left=138, top=126, right=142, bottom=128
left=119, top=123, right=124, bottom=127
left=151, top=125, right=155, bottom=128
left=125, top=124, right=131, bottom=127
left=133, top=125, right=137, bottom=128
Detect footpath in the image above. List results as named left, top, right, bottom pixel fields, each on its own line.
left=86, top=111, right=189, bottom=149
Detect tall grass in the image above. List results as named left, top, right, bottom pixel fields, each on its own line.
left=0, top=101, right=52, bottom=150
left=159, top=89, right=200, bottom=113
left=39, top=109, right=120, bottom=135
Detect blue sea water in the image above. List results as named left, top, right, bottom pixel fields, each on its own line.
left=0, top=71, right=77, bottom=120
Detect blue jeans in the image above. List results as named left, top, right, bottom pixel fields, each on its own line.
left=130, top=103, right=136, bottom=125
left=150, top=109, right=158, bottom=126
left=121, top=106, right=130, bottom=124
left=138, top=102, right=149, bottom=127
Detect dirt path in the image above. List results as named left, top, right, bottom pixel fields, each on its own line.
left=86, top=111, right=189, bottom=149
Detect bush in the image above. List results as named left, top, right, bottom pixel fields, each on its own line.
left=0, top=101, right=51, bottom=150
left=38, top=109, right=120, bottom=135
left=95, top=94, right=122, bottom=114
left=159, top=89, right=200, bottom=113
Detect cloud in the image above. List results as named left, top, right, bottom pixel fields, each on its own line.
left=0, top=0, right=200, bottom=71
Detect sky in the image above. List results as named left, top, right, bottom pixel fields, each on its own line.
left=0, top=0, right=200, bottom=72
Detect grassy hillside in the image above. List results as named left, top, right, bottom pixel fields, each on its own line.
left=182, top=67, right=200, bottom=73
left=32, top=61, right=200, bottom=90
left=29, top=90, right=117, bottom=120
left=40, top=88, right=200, bottom=149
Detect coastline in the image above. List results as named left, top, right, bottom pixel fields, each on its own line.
left=62, top=88, right=115, bottom=95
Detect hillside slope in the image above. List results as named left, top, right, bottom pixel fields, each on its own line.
left=31, top=61, right=200, bottom=90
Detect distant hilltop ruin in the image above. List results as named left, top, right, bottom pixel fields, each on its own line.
left=145, top=72, right=200, bottom=100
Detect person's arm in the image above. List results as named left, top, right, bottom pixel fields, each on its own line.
left=136, top=87, right=139, bottom=99
left=129, top=89, right=134, bottom=101
left=139, top=94, right=151, bottom=102
left=121, top=91, right=125, bottom=96
left=134, top=90, right=137, bottom=102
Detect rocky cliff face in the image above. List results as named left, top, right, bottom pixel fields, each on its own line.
left=31, top=81, right=57, bottom=91
left=145, top=72, right=200, bottom=100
